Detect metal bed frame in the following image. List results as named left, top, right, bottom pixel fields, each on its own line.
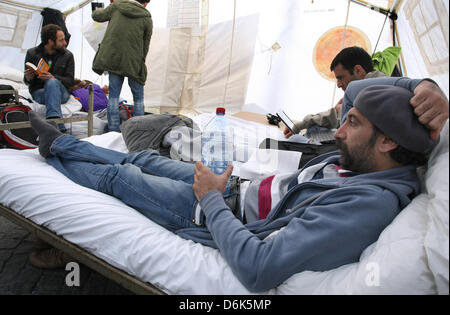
left=0, top=85, right=166, bottom=294
left=0, top=203, right=165, bottom=295
left=0, top=85, right=94, bottom=136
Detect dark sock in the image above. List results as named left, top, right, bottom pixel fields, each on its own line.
left=28, top=111, right=63, bottom=158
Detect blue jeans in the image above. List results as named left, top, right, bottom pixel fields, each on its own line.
left=107, top=72, right=145, bottom=132
left=31, top=78, right=70, bottom=131
left=46, top=135, right=200, bottom=231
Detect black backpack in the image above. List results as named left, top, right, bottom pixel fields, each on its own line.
left=0, top=84, right=16, bottom=104
left=0, top=104, right=39, bottom=150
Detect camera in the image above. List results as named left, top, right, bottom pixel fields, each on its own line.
left=91, top=2, right=104, bottom=11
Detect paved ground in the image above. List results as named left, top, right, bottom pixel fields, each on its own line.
left=0, top=216, right=133, bottom=295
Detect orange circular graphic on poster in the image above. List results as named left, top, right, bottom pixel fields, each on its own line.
left=313, top=26, right=371, bottom=81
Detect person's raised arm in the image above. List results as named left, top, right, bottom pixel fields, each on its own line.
left=410, top=80, right=449, bottom=140
left=91, top=2, right=114, bottom=22
left=342, top=77, right=449, bottom=139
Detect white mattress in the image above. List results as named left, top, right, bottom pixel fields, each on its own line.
left=0, top=116, right=448, bottom=294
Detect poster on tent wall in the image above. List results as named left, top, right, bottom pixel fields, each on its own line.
left=235, top=0, right=394, bottom=121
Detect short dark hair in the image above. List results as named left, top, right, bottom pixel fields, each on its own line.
left=136, top=0, right=150, bottom=4
left=330, top=46, right=374, bottom=74
left=41, top=24, right=62, bottom=45
left=371, top=125, right=429, bottom=166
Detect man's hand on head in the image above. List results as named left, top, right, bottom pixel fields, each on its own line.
left=411, top=80, right=449, bottom=140
left=193, top=162, right=233, bottom=201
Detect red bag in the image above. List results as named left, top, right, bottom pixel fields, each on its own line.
left=0, top=104, right=39, bottom=150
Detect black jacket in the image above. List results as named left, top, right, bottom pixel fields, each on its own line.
left=24, top=43, right=75, bottom=94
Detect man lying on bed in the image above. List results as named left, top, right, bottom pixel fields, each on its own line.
left=28, top=79, right=447, bottom=293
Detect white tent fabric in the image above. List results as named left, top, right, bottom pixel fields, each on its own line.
left=0, top=0, right=448, bottom=295
left=0, top=0, right=448, bottom=118
left=143, top=15, right=259, bottom=116
left=207, top=0, right=396, bottom=118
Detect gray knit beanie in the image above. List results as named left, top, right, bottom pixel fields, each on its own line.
left=354, top=85, right=436, bottom=153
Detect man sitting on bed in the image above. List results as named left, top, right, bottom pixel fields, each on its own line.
left=24, top=24, right=75, bottom=132
left=27, top=79, right=447, bottom=292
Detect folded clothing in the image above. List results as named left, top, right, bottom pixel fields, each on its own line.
left=71, top=83, right=108, bottom=112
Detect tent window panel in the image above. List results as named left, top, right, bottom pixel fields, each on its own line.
left=420, top=34, right=438, bottom=64
left=0, top=5, right=32, bottom=48
left=0, top=28, right=14, bottom=41
left=0, top=13, right=17, bottom=28
left=412, top=6, right=426, bottom=35
left=167, top=0, right=200, bottom=28
left=429, top=25, right=449, bottom=61
left=420, top=1, right=439, bottom=29
left=404, top=0, right=449, bottom=75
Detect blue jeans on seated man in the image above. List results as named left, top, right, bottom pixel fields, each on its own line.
left=107, top=72, right=145, bottom=132
left=31, top=78, right=70, bottom=132
left=46, top=134, right=204, bottom=231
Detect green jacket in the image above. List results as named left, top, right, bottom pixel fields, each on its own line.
left=92, top=0, right=153, bottom=85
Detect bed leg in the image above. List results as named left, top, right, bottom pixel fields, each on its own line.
left=88, top=84, right=94, bottom=137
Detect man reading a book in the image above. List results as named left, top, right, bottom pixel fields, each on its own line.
left=24, top=24, right=75, bottom=132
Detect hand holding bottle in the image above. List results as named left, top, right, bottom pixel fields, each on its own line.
left=193, top=162, right=233, bottom=201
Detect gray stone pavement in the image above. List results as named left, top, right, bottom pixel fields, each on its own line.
left=0, top=216, right=133, bottom=295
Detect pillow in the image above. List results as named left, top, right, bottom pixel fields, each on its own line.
left=0, top=65, right=24, bottom=83
left=120, top=114, right=195, bottom=155
left=423, top=120, right=449, bottom=294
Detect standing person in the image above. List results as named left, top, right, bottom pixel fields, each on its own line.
left=92, top=0, right=153, bottom=132
left=24, top=24, right=74, bottom=132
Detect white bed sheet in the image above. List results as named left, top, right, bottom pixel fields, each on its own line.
left=0, top=116, right=448, bottom=294
left=0, top=132, right=259, bottom=294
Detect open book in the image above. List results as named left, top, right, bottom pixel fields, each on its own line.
left=25, top=58, right=50, bottom=75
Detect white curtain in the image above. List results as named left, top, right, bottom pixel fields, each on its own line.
left=144, top=14, right=259, bottom=115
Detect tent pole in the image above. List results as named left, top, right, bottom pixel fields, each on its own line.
left=0, top=0, right=43, bottom=11
left=394, top=24, right=408, bottom=77
left=64, top=0, right=93, bottom=16
left=0, top=0, right=93, bottom=16
left=349, top=0, right=392, bottom=16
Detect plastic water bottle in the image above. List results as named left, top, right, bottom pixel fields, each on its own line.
left=201, top=107, right=234, bottom=175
